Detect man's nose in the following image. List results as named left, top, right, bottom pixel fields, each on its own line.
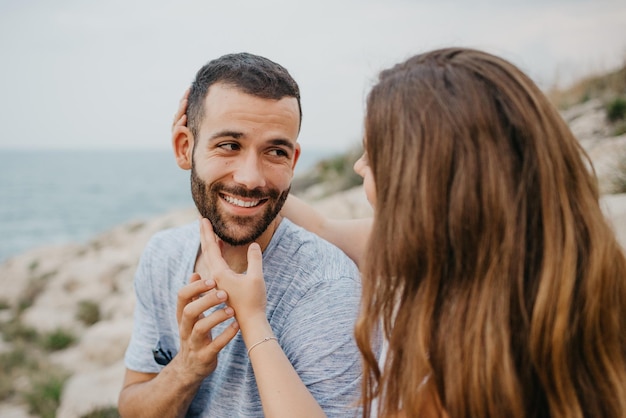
left=232, top=153, right=267, bottom=189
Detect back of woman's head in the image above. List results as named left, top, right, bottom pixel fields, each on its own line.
left=356, top=47, right=626, bottom=418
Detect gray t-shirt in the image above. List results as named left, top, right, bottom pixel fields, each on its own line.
left=124, top=219, right=363, bottom=417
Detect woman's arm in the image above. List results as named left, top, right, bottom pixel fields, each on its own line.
left=283, top=194, right=371, bottom=270
left=199, top=218, right=327, bottom=418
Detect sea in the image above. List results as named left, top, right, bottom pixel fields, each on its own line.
left=0, top=149, right=334, bottom=263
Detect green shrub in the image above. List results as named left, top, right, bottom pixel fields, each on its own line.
left=17, top=279, right=46, bottom=312
left=0, top=338, right=71, bottom=408
left=80, top=406, right=120, bottom=418
left=76, top=300, right=101, bottom=326
left=0, top=346, right=35, bottom=400
left=0, top=319, right=39, bottom=344
left=607, top=97, right=626, bottom=122
left=23, top=371, right=68, bottom=418
left=579, top=91, right=591, bottom=103
left=0, top=346, right=31, bottom=373
left=28, top=259, right=40, bottom=272
left=0, top=371, right=16, bottom=401
left=41, top=328, right=76, bottom=351
left=17, top=270, right=57, bottom=313
left=291, top=143, right=364, bottom=198
left=613, top=121, right=626, bottom=137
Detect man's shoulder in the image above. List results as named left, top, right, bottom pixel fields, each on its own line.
left=277, top=219, right=347, bottom=253
left=271, top=219, right=359, bottom=279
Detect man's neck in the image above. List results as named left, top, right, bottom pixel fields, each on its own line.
left=198, top=216, right=283, bottom=274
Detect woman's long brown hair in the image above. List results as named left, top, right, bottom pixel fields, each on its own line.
left=355, top=47, right=626, bottom=418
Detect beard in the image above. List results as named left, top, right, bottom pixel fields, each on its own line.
left=191, top=166, right=289, bottom=246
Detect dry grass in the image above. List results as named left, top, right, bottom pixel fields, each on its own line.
left=0, top=293, right=71, bottom=416
left=547, top=63, right=626, bottom=110
left=80, top=406, right=120, bottom=418
left=0, top=338, right=69, bottom=416
left=612, top=151, right=626, bottom=194
left=76, top=300, right=101, bottom=326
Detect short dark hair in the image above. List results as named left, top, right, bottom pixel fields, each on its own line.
left=187, top=52, right=302, bottom=138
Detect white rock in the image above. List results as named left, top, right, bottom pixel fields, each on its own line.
left=0, top=403, right=33, bottom=418
left=601, top=193, right=626, bottom=248
left=56, top=360, right=125, bottom=418
left=587, top=135, right=626, bottom=194
left=564, top=99, right=612, bottom=144
left=79, top=319, right=133, bottom=367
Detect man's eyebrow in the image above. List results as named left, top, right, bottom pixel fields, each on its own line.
left=208, top=130, right=243, bottom=141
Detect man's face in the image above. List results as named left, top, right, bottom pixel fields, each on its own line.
left=190, top=83, right=300, bottom=246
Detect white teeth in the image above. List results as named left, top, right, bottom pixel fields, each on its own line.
left=223, top=195, right=261, bottom=208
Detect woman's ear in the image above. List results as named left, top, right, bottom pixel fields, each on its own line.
left=172, top=125, right=193, bottom=170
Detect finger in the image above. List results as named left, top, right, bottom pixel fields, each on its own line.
left=176, top=114, right=187, bottom=127
left=179, top=288, right=228, bottom=339
left=172, top=88, right=190, bottom=126
left=177, top=273, right=212, bottom=318
left=190, top=305, right=236, bottom=345
left=189, top=271, right=202, bottom=284
left=188, top=272, right=216, bottom=311
left=180, top=86, right=190, bottom=103
left=177, top=274, right=221, bottom=326
left=246, top=242, right=263, bottom=277
left=189, top=270, right=216, bottom=289
left=210, top=320, right=240, bottom=352
left=171, top=117, right=187, bottom=141
left=195, top=240, right=212, bottom=280
left=172, top=108, right=186, bottom=125
left=199, top=218, right=231, bottom=273
left=177, top=87, right=189, bottom=116
left=173, top=113, right=187, bottom=128
left=177, top=272, right=214, bottom=299
left=193, top=320, right=239, bottom=364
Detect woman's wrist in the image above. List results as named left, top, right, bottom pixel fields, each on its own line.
left=238, top=313, right=273, bottom=346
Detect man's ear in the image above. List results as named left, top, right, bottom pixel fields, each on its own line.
left=172, top=125, right=194, bottom=170
left=291, top=143, right=301, bottom=171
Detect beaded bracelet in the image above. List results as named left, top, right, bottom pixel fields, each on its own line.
left=247, top=336, right=278, bottom=356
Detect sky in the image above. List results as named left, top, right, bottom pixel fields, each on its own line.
left=0, top=0, right=625, bottom=154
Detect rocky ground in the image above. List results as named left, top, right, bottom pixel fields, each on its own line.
left=0, top=96, right=625, bottom=417
left=0, top=186, right=372, bottom=418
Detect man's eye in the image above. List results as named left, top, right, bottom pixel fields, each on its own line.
left=268, top=149, right=288, bottom=158
left=218, top=143, right=239, bottom=151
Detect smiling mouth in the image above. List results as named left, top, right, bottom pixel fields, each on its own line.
left=221, top=194, right=266, bottom=208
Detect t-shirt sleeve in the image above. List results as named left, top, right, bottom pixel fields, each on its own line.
left=123, top=239, right=162, bottom=374
left=280, top=275, right=364, bottom=418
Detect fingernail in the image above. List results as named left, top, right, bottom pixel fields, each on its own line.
left=205, top=279, right=215, bottom=287
left=216, top=290, right=227, bottom=300
left=231, top=321, right=239, bottom=330
left=224, top=307, right=234, bottom=316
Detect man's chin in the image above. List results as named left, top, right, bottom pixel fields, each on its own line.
left=214, top=233, right=261, bottom=247
left=212, top=222, right=267, bottom=247
left=199, top=197, right=286, bottom=246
